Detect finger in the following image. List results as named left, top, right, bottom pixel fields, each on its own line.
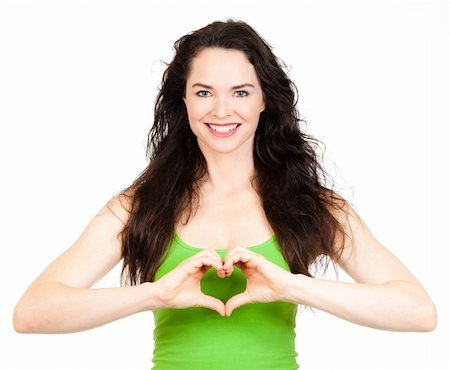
left=205, top=247, right=225, bottom=264
left=204, top=248, right=227, bottom=278
left=223, top=246, right=246, bottom=259
left=198, top=294, right=226, bottom=316
left=224, top=292, right=252, bottom=316
left=222, top=256, right=241, bottom=276
left=223, top=251, right=259, bottom=275
left=183, top=256, right=225, bottom=279
left=223, top=247, right=257, bottom=264
left=190, top=248, right=224, bottom=266
left=222, top=249, right=244, bottom=275
left=216, top=268, right=226, bottom=278
left=187, top=256, right=224, bottom=275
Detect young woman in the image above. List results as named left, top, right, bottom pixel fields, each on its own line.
left=13, top=19, right=437, bottom=369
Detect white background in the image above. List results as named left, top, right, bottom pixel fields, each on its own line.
left=1, top=0, right=449, bottom=369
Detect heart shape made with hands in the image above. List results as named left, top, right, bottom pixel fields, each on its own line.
left=200, top=263, right=246, bottom=303
left=199, top=260, right=251, bottom=317
left=197, top=248, right=291, bottom=317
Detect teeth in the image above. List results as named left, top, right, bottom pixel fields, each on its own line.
left=208, top=124, right=238, bottom=133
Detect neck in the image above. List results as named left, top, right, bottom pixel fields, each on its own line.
left=201, top=149, right=256, bottom=194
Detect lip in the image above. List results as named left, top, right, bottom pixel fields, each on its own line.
left=204, top=122, right=241, bottom=137
left=204, top=122, right=241, bottom=126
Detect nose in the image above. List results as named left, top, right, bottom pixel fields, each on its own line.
left=211, top=96, right=231, bottom=118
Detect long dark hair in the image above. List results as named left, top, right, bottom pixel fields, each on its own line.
left=116, top=19, right=349, bottom=285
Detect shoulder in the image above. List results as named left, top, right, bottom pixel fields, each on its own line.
left=321, top=189, right=395, bottom=281
left=321, top=188, right=358, bottom=225
left=320, top=188, right=362, bottom=257
left=100, top=189, right=135, bottom=227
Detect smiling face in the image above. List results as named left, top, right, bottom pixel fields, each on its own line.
left=184, top=47, right=265, bottom=156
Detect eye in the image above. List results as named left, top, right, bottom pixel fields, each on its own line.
left=196, top=90, right=211, bottom=97
left=234, top=90, right=248, bottom=97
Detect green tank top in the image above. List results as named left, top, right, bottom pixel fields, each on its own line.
left=151, top=232, right=299, bottom=370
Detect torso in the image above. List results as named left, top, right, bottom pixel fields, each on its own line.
left=175, top=185, right=274, bottom=251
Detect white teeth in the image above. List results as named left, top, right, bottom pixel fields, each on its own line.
left=208, top=124, right=238, bottom=133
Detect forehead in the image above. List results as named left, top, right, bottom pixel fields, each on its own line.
left=187, top=48, right=259, bottom=86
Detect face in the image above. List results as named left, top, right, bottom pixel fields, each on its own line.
left=183, top=48, right=265, bottom=156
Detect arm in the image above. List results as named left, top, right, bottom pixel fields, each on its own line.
left=13, top=194, right=162, bottom=334
left=284, top=199, right=437, bottom=332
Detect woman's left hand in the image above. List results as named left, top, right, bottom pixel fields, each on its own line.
left=222, top=247, right=294, bottom=316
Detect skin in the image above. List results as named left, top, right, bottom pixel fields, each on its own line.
left=13, top=47, right=437, bottom=334
left=183, top=48, right=265, bottom=158
left=183, top=47, right=265, bottom=192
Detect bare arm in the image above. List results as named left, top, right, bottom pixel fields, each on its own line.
left=13, top=194, right=162, bottom=334
left=284, top=199, right=437, bottom=332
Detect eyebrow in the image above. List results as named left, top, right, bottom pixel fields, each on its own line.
left=191, top=83, right=255, bottom=90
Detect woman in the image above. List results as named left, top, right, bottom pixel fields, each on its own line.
left=13, top=19, right=436, bottom=369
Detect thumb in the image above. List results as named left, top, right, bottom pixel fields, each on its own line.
left=224, top=292, right=251, bottom=317
left=197, top=293, right=226, bottom=316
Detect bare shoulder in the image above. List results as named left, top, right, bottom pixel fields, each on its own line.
left=321, top=188, right=369, bottom=267
left=100, top=189, right=135, bottom=226
left=321, top=188, right=360, bottom=252
left=321, top=188, right=360, bottom=225
left=28, top=189, right=136, bottom=289
left=322, top=188, right=420, bottom=285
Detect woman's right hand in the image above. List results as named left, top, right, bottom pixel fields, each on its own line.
left=153, top=249, right=227, bottom=316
